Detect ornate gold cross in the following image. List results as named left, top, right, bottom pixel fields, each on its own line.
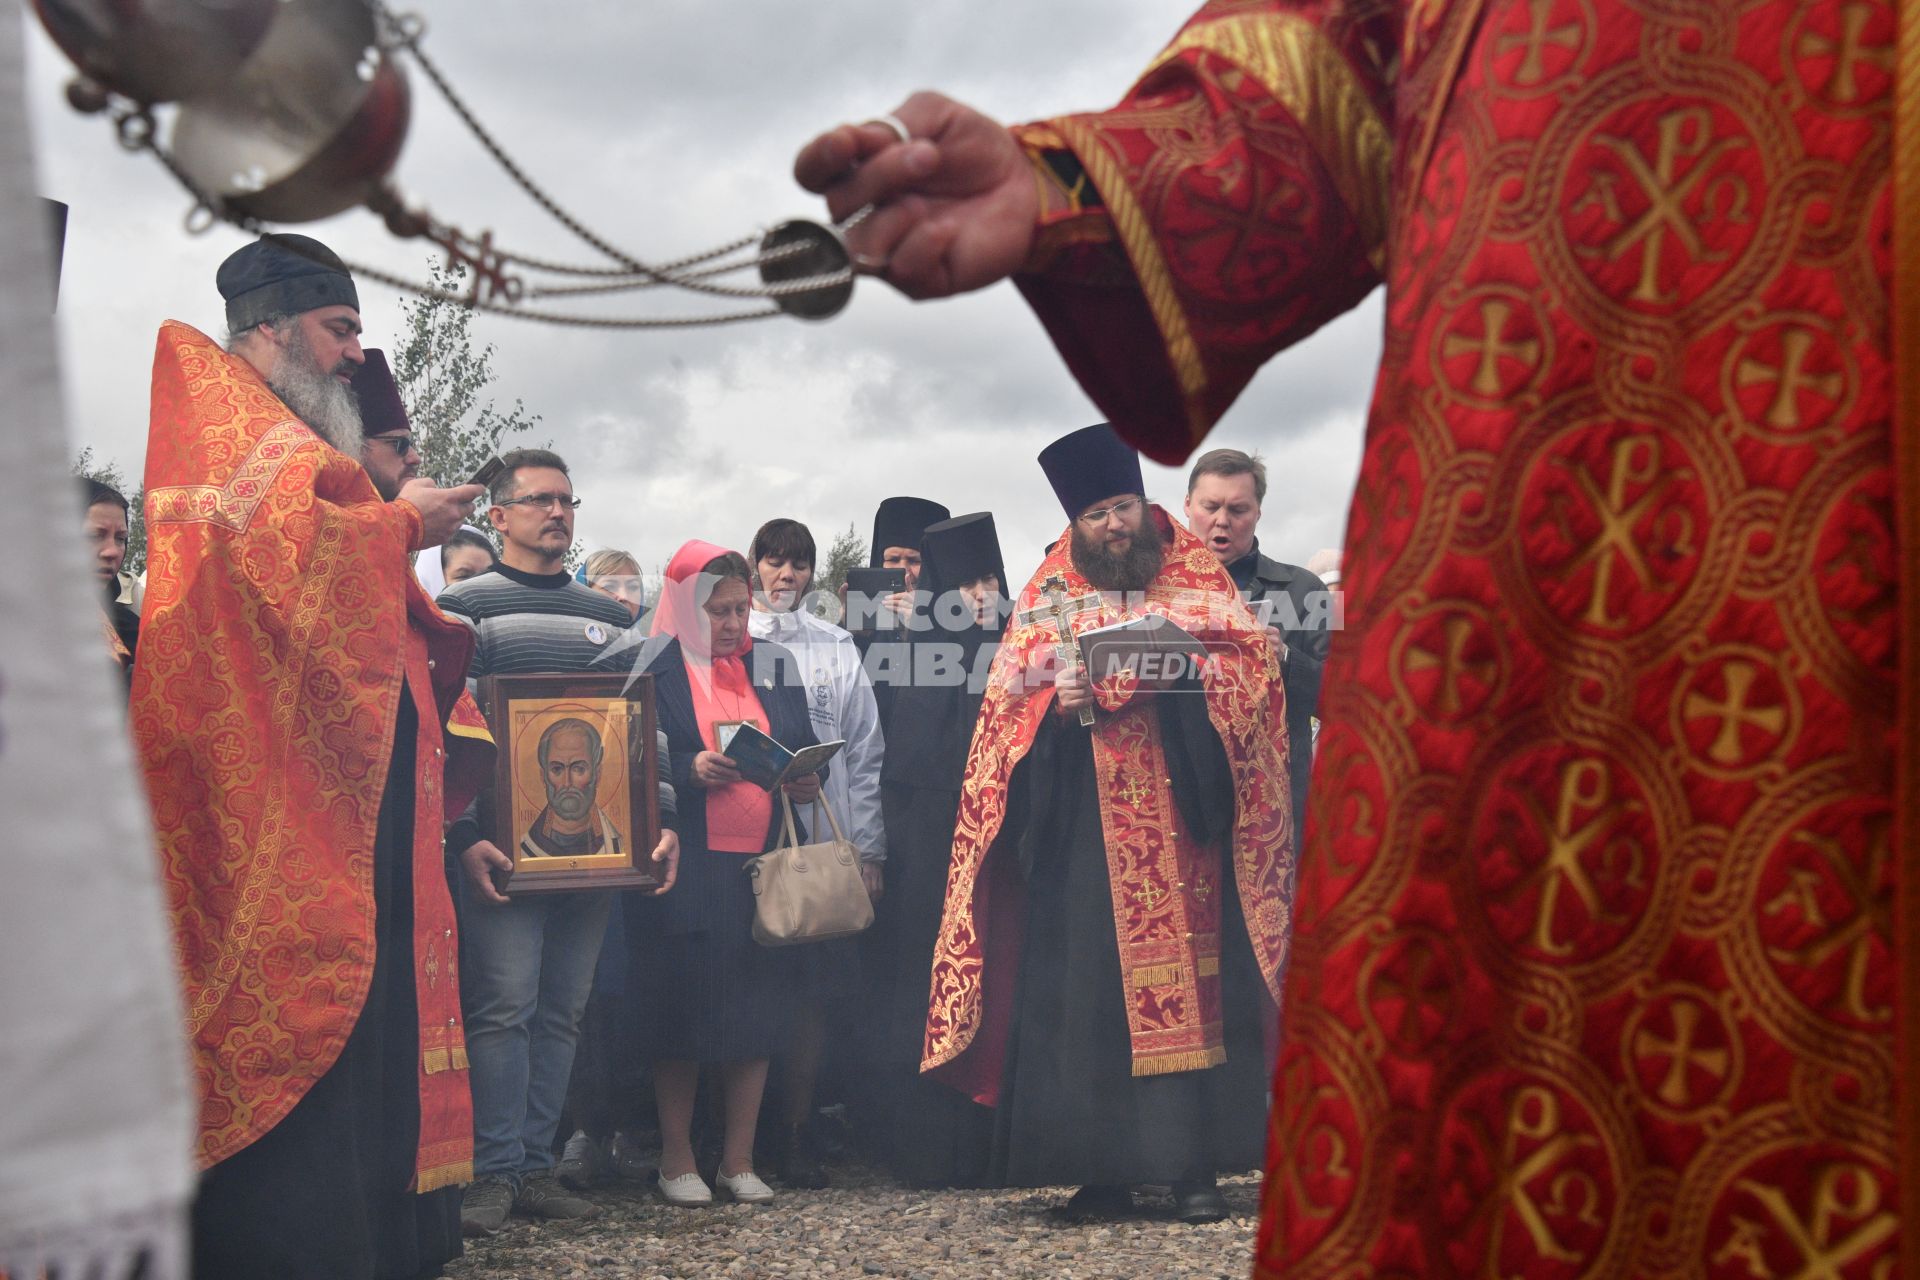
left=1114, top=772, right=1152, bottom=809
left=1017, top=572, right=1102, bottom=727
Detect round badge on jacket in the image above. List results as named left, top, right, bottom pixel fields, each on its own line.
left=584, top=622, right=608, bottom=645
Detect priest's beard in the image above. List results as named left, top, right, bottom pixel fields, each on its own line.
left=1070, top=515, right=1165, bottom=592
left=267, top=323, right=364, bottom=455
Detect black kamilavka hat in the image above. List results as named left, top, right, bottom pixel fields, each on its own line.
left=870, top=496, right=951, bottom=565
left=1038, top=423, right=1145, bottom=520
left=351, top=349, right=409, bottom=436
left=921, top=512, right=1005, bottom=597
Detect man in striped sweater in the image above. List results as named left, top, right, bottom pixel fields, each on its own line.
left=437, top=448, right=679, bottom=1236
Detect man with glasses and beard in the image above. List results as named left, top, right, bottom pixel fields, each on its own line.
left=133, top=233, right=493, bottom=1280
left=920, top=425, right=1293, bottom=1225
left=350, top=348, right=425, bottom=503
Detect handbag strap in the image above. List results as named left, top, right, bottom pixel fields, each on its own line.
left=807, top=795, right=848, bottom=845
left=777, top=791, right=802, bottom=850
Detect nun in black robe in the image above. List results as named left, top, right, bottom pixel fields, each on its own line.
left=869, top=513, right=1006, bottom=1187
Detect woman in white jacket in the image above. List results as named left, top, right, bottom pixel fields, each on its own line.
left=745, top=518, right=887, bottom=1188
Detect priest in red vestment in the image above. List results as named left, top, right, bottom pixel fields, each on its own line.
left=799, top=2, right=1910, bottom=1272
left=925, top=424, right=1292, bottom=1223
left=131, top=234, right=490, bottom=1280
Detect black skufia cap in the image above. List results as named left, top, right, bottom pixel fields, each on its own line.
left=1038, top=423, right=1145, bottom=520
left=870, top=496, right=951, bottom=565
left=217, top=233, right=359, bottom=332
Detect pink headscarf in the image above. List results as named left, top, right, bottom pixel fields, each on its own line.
left=654, top=539, right=768, bottom=852
left=651, top=539, right=754, bottom=662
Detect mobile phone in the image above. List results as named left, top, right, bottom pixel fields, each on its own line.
left=846, top=566, right=908, bottom=633
left=467, top=456, right=505, bottom=490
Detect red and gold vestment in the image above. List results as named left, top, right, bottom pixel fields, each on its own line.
left=925, top=509, right=1293, bottom=1095
left=131, top=322, right=492, bottom=1191
left=1013, top=0, right=1910, bottom=1272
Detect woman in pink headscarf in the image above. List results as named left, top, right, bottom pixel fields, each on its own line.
left=631, top=540, right=823, bottom=1208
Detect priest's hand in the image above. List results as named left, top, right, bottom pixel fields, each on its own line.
left=400, top=479, right=486, bottom=549
left=1053, top=667, right=1095, bottom=716
left=794, top=92, right=1037, bottom=300
left=647, top=828, right=681, bottom=896
left=459, top=839, right=513, bottom=906
left=782, top=771, right=823, bottom=805
left=1018, top=646, right=1060, bottom=695
left=691, top=750, right=743, bottom=789
left=860, top=860, right=885, bottom=902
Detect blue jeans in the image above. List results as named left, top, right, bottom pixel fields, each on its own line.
left=458, top=885, right=614, bottom=1183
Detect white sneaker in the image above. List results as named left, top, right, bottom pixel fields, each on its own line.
left=715, top=1169, right=775, bottom=1204
left=656, top=1170, right=713, bottom=1206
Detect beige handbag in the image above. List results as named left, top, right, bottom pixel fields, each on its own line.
left=747, top=794, right=874, bottom=946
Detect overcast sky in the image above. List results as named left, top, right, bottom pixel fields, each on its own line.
left=24, top=0, right=1382, bottom=588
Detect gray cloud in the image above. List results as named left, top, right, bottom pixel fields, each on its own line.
left=26, top=0, right=1379, bottom=588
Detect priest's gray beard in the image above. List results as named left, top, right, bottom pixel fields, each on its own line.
left=1070, top=515, right=1165, bottom=592
left=267, top=322, right=363, bottom=455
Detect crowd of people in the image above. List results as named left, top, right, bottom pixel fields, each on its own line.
left=91, top=232, right=1327, bottom=1278
left=45, top=0, right=1904, bottom=1273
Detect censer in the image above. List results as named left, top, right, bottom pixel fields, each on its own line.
left=33, top=0, right=858, bottom=327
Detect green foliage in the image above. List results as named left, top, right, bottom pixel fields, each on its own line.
left=72, top=446, right=146, bottom=575
left=813, top=522, right=866, bottom=615
left=390, top=258, right=545, bottom=545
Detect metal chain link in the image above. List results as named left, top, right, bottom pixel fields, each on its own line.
left=526, top=241, right=814, bottom=299
left=118, top=107, right=801, bottom=327
left=349, top=258, right=788, bottom=327
left=88, top=9, right=859, bottom=329
left=370, top=0, right=686, bottom=283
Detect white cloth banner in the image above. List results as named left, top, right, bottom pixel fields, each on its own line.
left=0, top=5, right=197, bottom=1275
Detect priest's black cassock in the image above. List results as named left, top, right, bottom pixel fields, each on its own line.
left=990, top=684, right=1269, bottom=1190
left=975, top=428, right=1273, bottom=1203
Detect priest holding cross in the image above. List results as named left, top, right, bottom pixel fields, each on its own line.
left=1016, top=573, right=1100, bottom=727
left=921, top=424, right=1294, bottom=1223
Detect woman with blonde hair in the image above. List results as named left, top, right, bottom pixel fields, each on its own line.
left=578, top=548, right=646, bottom=623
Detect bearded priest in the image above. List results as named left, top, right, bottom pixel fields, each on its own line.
left=923, top=424, right=1293, bottom=1224
left=132, top=234, right=493, bottom=1280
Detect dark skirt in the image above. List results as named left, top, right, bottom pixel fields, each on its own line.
left=191, top=694, right=461, bottom=1280
left=990, top=721, right=1274, bottom=1189
left=565, top=898, right=649, bottom=1141
left=790, top=933, right=862, bottom=1009
left=860, top=782, right=993, bottom=1186
left=873, top=781, right=961, bottom=1064
left=630, top=848, right=794, bottom=1062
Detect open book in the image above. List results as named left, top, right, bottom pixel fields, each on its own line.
left=722, top=720, right=845, bottom=791
left=1077, top=614, right=1209, bottom=687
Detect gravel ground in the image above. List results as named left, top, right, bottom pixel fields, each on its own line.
left=446, top=1160, right=1263, bottom=1279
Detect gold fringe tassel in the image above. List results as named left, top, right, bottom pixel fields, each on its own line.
left=416, top=1160, right=473, bottom=1194
left=1132, top=1047, right=1228, bottom=1077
